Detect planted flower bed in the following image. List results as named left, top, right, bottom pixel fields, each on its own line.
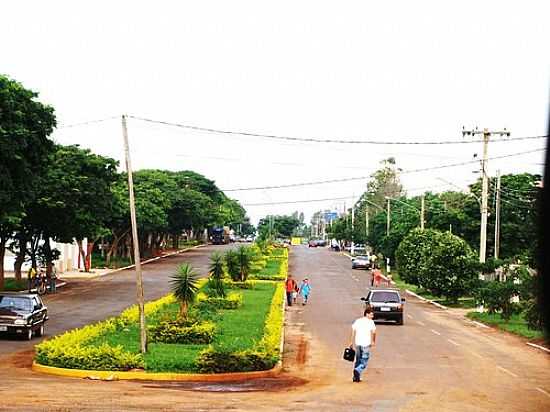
left=35, top=281, right=284, bottom=373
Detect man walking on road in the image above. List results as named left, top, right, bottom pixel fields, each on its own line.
left=349, top=306, right=376, bottom=382
left=285, top=275, right=298, bottom=307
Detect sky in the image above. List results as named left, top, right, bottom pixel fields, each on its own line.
left=2, top=0, right=549, bottom=225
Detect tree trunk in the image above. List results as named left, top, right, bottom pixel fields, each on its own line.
left=76, top=239, right=86, bottom=272
left=13, top=231, right=28, bottom=281
left=106, top=229, right=129, bottom=266
left=85, top=241, right=94, bottom=272
left=172, top=234, right=178, bottom=249
left=0, top=238, right=6, bottom=291
left=179, top=301, right=188, bottom=319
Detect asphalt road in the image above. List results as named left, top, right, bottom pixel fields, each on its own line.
left=0, top=244, right=233, bottom=354
left=0, top=244, right=548, bottom=411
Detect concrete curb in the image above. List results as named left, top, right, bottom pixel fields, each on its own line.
left=405, top=289, right=448, bottom=310
left=526, top=342, right=550, bottom=354
left=31, top=361, right=282, bottom=382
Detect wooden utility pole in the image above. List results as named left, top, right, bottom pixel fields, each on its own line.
left=462, top=127, right=510, bottom=263
left=121, top=115, right=147, bottom=353
left=494, top=170, right=501, bottom=259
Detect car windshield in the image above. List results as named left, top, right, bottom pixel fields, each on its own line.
left=371, top=292, right=400, bottom=303
left=0, top=296, right=32, bottom=312
left=356, top=256, right=368, bottom=260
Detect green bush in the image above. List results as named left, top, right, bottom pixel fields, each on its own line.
left=148, top=320, right=215, bottom=344
left=196, top=292, right=243, bottom=310
left=224, top=280, right=257, bottom=289
left=196, top=347, right=276, bottom=373
left=35, top=342, right=143, bottom=371
left=473, top=279, right=521, bottom=321
left=396, top=228, right=478, bottom=302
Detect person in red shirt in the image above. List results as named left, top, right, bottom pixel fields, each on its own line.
left=285, top=275, right=298, bottom=306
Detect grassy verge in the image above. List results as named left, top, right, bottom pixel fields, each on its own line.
left=89, top=282, right=277, bottom=372
left=390, top=271, right=475, bottom=309
left=466, top=312, right=543, bottom=340
left=3, top=278, right=28, bottom=291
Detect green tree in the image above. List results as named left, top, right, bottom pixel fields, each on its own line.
left=170, top=263, right=199, bottom=319
left=224, top=249, right=240, bottom=281
left=0, top=75, right=56, bottom=289
left=208, top=252, right=226, bottom=297
left=236, top=245, right=252, bottom=281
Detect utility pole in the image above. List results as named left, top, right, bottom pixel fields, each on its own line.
left=420, top=195, right=425, bottom=230
left=386, top=198, right=391, bottom=236
left=462, top=127, right=510, bottom=263
left=365, top=208, right=369, bottom=238
left=494, top=170, right=501, bottom=259
left=351, top=198, right=355, bottom=255
left=121, top=115, right=147, bottom=354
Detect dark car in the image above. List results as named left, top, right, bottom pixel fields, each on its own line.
left=351, top=255, right=371, bottom=270
left=0, top=293, right=48, bottom=340
left=361, top=288, right=405, bottom=325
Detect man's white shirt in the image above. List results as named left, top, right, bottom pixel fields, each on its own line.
left=352, top=317, right=376, bottom=346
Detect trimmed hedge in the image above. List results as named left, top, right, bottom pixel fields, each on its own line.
left=224, top=280, right=257, bottom=289
left=148, top=320, right=215, bottom=344
left=196, top=282, right=284, bottom=373
left=196, top=291, right=243, bottom=309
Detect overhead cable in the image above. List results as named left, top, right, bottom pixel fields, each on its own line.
left=128, top=115, right=548, bottom=146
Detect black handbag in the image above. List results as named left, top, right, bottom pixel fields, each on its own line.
left=343, top=346, right=355, bottom=362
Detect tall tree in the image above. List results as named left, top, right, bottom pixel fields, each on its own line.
left=0, top=75, right=56, bottom=289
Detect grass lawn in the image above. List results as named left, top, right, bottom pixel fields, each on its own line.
left=89, top=281, right=277, bottom=372
left=259, top=258, right=282, bottom=277
left=467, top=312, right=543, bottom=340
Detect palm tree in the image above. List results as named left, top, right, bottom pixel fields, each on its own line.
left=225, top=249, right=240, bottom=281
left=170, top=263, right=199, bottom=319
left=209, top=252, right=226, bottom=297
left=236, top=246, right=252, bottom=281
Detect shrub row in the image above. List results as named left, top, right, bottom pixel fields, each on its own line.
left=196, top=282, right=285, bottom=373
left=148, top=320, right=215, bottom=344
left=35, top=294, right=177, bottom=370
left=196, top=291, right=243, bottom=309
left=224, top=280, right=257, bottom=289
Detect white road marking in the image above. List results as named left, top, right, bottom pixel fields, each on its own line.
left=407, top=314, right=413, bottom=319
left=536, top=388, right=550, bottom=398
left=497, top=366, right=518, bottom=378
left=430, top=329, right=441, bottom=336
left=447, top=339, right=460, bottom=346
left=417, top=321, right=426, bottom=326
left=470, top=351, right=484, bottom=359
left=354, top=278, right=360, bottom=282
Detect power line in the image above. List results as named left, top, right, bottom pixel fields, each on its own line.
left=56, top=116, right=119, bottom=129
left=223, top=148, right=545, bottom=192
left=129, top=115, right=548, bottom=146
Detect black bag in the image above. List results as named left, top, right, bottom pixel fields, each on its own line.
left=343, top=346, right=355, bottom=362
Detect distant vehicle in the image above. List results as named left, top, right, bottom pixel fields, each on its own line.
left=361, top=288, right=405, bottom=325
left=316, top=239, right=327, bottom=247
left=352, top=255, right=371, bottom=270
left=245, top=235, right=254, bottom=242
left=308, top=239, right=318, bottom=248
left=211, top=227, right=231, bottom=245
left=0, top=293, right=48, bottom=340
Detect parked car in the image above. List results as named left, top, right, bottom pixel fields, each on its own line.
left=352, top=255, right=371, bottom=270
left=0, top=293, right=48, bottom=340
left=308, top=240, right=318, bottom=247
left=361, top=288, right=405, bottom=325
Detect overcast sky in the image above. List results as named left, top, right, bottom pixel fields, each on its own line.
left=3, top=1, right=548, bottom=225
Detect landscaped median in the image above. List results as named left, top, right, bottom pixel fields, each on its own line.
left=33, top=277, right=286, bottom=381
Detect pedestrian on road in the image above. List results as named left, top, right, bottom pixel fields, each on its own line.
left=349, top=305, right=376, bottom=382
left=299, top=278, right=311, bottom=305
left=27, top=267, right=37, bottom=292
left=285, top=275, right=298, bottom=307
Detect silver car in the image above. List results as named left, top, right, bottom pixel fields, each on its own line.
left=351, top=255, right=371, bottom=270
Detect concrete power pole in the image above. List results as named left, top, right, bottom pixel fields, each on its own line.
left=420, top=195, right=425, bottom=230
left=351, top=200, right=355, bottom=256
left=121, top=115, right=147, bottom=354
left=366, top=208, right=369, bottom=238
left=494, top=170, right=501, bottom=259
left=462, top=127, right=510, bottom=263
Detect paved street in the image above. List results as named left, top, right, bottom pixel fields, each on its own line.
left=0, top=245, right=549, bottom=411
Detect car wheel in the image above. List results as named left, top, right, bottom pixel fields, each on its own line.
left=36, top=323, right=44, bottom=337
left=26, top=328, right=33, bottom=340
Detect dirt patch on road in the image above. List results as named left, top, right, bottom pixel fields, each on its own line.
left=5, top=349, right=35, bottom=369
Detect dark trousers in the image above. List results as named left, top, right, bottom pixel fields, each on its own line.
left=286, top=291, right=293, bottom=306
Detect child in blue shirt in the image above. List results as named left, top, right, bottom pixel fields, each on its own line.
left=299, top=278, right=311, bottom=305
